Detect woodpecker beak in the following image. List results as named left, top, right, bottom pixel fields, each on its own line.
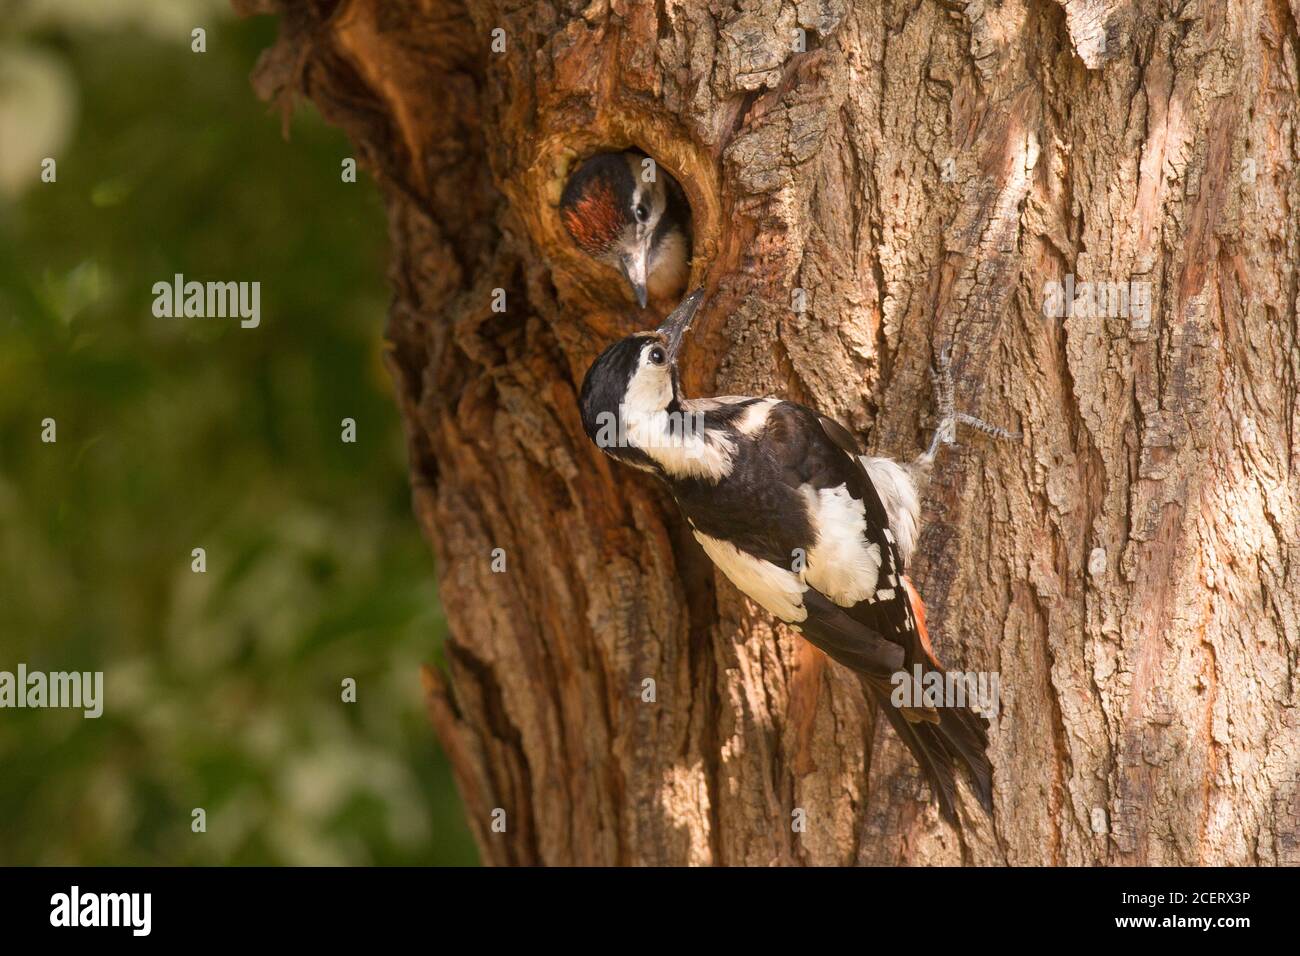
left=656, top=288, right=704, bottom=364
left=621, top=247, right=650, bottom=309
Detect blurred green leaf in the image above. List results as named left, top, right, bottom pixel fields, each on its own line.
left=0, top=13, right=475, bottom=866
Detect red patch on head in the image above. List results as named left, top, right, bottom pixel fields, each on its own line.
left=562, top=175, right=623, bottom=256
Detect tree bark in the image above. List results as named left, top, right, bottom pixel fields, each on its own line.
left=237, top=0, right=1300, bottom=865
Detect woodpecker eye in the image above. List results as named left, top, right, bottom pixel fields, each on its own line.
left=647, top=346, right=667, bottom=366
left=634, top=203, right=649, bottom=223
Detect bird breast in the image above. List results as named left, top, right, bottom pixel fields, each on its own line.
left=646, top=228, right=690, bottom=304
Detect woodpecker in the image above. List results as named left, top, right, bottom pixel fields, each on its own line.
left=579, top=289, right=1019, bottom=823
left=560, top=152, right=691, bottom=309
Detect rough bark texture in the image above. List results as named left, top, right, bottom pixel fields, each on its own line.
left=236, top=0, right=1300, bottom=865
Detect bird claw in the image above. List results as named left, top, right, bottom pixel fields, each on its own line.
left=956, top=411, right=1022, bottom=443
left=917, top=346, right=1020, bottom=467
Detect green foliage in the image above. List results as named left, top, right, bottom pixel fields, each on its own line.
left=0, top=13, right=476, bottom=865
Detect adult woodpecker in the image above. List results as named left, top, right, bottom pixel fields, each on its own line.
left=560, top=152, right=691, bottom=309
left=579, top=289, right=1016, bottom=823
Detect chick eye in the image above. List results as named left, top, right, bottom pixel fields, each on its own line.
left=648, top=346, right=667, bottom=366
left=634, top=203, right=649, bottom=223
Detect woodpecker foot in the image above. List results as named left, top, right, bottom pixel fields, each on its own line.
left=914, top=345, right=1020, bottom=470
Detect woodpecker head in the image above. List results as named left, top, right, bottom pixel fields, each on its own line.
left=560, top=152, right=691, bottom=309
left=579, top=289, right=704, bottom=468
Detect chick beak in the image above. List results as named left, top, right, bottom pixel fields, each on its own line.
left=656, top=288, right=705, bottom=364
left=622, top=246, right=650, bottom=309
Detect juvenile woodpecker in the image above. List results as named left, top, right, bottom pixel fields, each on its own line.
left=560, top=152, right=691, bottom=310
left=579, top=290, right=1017, bottom=823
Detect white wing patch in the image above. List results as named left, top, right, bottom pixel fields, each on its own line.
left=798, top=484, right=882, bottom=606
left=733, top=398, right=779, bottom=435
left=681, top=395, right=751, bottom=410
left=692, top=530, right=808, bottom=623
left=860, top=456, right=921, bottom=566
left=681, top=395, right=778, bottom=436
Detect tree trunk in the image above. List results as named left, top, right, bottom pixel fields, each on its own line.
left=237, top=0, right=1300, bottom=865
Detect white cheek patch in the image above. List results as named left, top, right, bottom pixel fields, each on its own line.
left=860, top=456, right=921, bottom=566
left=623, top=363, right=672, bottom=416
left=693, top=531, right=808, bottom=623
left=799, top=484, right=882, bottom=606
left=628, top=164, right=666, bottom=241
left=621, top=361, right=736, bottom=482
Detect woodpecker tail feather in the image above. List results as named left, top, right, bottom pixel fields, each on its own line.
left=798, top=581, right=994, bottom=823
left=861, top=673, right=994, bottom=824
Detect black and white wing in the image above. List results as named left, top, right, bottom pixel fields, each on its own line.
left=762, top=403, right=993, bottom=820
